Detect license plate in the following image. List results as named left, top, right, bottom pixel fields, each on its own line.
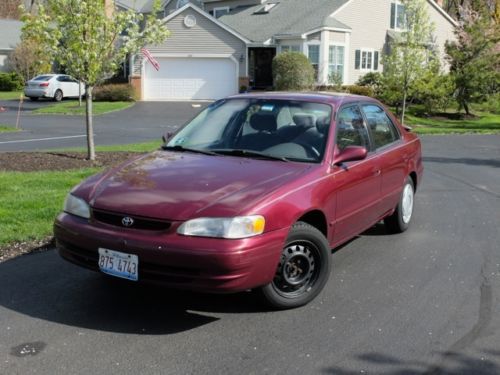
left=98, top=248, right=138, bottom=281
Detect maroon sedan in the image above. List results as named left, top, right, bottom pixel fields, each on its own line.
left=55, top=93, right=423, bottom=309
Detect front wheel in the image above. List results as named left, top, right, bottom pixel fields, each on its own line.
left=259, top=222, right=331, bottom=309
left=385, top=177, right=415, bottom=233
left=53, top=89, right=63, bottom=102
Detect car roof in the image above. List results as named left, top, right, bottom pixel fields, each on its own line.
left=227, top=91, right=377, bottom=106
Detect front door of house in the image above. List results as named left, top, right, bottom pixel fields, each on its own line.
left=249, top=48, right=276, bottom=89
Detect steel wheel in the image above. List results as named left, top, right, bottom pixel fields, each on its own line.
left=401, top=183, right=414, bottom=224
left=385, top=177, right=415, bottom=233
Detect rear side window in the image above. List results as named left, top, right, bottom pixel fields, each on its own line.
left=33, top=75, right=52, bottom=81
left=336, top=105, right=370, bottom=151
left=362, top=104, right=399, bottom=149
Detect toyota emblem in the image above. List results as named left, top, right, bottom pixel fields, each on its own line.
left=122, top=216, right=134, bottom=227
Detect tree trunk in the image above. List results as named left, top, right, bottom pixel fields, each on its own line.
left=463, top=101, right=470, bottom=116
left=85, top=85, right=96, bottom=161
left=401, top=90, right=407, bottom=124
left=78, top=82, right=82, bottom=107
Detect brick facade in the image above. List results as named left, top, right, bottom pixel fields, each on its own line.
left=0, top=0, right=23, bottom=19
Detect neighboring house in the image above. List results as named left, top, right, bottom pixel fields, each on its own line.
left=121, top=0, right=457, bottom=101
left=0, top=19, right=22, bottom=72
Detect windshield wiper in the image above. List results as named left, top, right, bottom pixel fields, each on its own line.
left=161, top=145, right=218, bottom=156
left=211, top=149, right=290, bottom=162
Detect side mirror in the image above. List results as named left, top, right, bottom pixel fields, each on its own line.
left=334, top=146, right=367, bottom=166
left=162, top=131, right=173, bottom=143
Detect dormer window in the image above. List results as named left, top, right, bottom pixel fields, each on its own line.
left=254, top=2, right=279, bottom=14
left=176, top=0, right=189, bottom=9
left=213, top=6, right=230, bottom=18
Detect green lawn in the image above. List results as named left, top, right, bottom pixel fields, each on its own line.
left=0, top=125, right=18, bottom=133
left=0, top=91, right=23, bottom=100
left=403, top=107, right=500, bottom=135
left=31, top=101, right=134, bottom=115
left=0, top=168, right=99, bottom=246
left=65, top=140, right=162, bottom=153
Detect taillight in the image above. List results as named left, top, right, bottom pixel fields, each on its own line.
left=39, top=82, right=50, bottom=87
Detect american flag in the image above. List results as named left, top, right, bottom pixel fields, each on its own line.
left=141, top=48, right=160, bottom=71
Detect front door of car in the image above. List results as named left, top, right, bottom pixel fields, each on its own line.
left=331, top=105, right=381, bottom=244
left=361, top=104, right=406, bottom=214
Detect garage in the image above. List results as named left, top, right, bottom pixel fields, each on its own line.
left=143, top=57, right=238, bottom=101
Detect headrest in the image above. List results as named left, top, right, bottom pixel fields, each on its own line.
left=316, top=116, right=331, bottom=135
left=293, top=113, right=316, bottom=128
left=250, top=112, right=277, bottom=132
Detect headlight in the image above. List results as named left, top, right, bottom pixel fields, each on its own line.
left=63, top=194, right=90, bottom=219
left=177, top=215, right=265, bottom=239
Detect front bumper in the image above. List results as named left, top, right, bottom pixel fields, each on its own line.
left=54, top=213, right=288, bottom=293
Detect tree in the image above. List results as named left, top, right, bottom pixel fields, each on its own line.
left=445, top=1, right=500, bottom=115
left=21, top=0, right=170, bottom=160
left=6, top=39, right=52, bottom=82
left=382, top=0, right=437, bottom=122
left=272, top=52, right=315, bottom=91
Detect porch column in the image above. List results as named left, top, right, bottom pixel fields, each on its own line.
left=319, top=30, right=330, bottom=85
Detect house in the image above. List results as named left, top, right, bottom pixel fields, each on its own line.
left=122, top=0, right=457, bottom=101
left=0, top=19, right=23, bottom=72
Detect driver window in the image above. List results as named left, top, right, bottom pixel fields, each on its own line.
left=336, top=106, right=370, bottom=151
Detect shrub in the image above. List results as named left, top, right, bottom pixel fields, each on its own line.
left=273, top=52, right=315, bottom=91
left=0, top=72, right=24, bottom=91
left=93, top=84, right=135, bottom=101
left=356, top=72, right=383, bottom=88
left=344, top=85, right=375, bottom=97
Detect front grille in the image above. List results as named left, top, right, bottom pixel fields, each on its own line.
left=92, top=209, right=171, bottom=231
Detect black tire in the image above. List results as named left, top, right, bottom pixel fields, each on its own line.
left=259, top=221, right=331, bottom=309
left=28, top=97, right=39, bottom=101
left=385, top=177, right=415, bottom=234
left=54, top=89, right=63, bottom=102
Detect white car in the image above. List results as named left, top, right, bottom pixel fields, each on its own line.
left=24, top=74, right=84, bottom=102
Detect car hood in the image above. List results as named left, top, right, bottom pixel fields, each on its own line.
left=80, top=151, right=311, bottom=220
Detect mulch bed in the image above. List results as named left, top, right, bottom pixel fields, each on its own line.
left=0, top=151, right=143, bottom=172
left=0, top=151, right=145, bottom=263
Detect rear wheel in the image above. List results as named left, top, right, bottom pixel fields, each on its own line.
left=259, top=222, right=331, bottom=309
left=385, top=177, right=415, bottom=233
left=54, top=89, right=63, bottom=102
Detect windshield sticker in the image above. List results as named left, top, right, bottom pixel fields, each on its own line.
left=261, top=104, right=274, bottom=112
left=174, top=137, right=186, bottom=145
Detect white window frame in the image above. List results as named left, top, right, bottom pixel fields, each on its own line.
left=280, top=44, right=301, bottom=53
left=176, top=0, right=189, bottom=9
left=328, top=43, right=346, bottom=84
left=391, top=1, right=407, bottom=31
left=360, top=48, right=376, bottom=71
left=213, top=6, right=230, bottom=18
left=306, top=41, right=321, bottom=82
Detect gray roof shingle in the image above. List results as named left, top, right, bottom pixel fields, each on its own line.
left=219, top=0, right=351, bottom=43
left=0, top=19, right=22, bottom=51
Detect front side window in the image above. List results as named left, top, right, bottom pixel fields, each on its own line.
left=167, top=99, right=332, bottom=163
left=336, top=106, right=370, bottom=151
left=361, top=104, right=399, bottom=149
left=328, top=45, right=344, bottom=82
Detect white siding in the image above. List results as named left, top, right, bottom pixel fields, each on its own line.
left=333, top=0, right=456, bottom=84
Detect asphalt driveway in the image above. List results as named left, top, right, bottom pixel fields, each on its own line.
left=0, top=100, right=208, bottom=152
left=0, top=135, right=499, bottom=374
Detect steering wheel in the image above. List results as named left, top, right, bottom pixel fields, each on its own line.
left=293, top=141, right=321, bottom=159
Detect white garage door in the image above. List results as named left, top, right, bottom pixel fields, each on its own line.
left=144, top=57, right=238, bottom=100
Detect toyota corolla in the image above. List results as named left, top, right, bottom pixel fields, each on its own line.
left=54, top=93, right=423, bottom=309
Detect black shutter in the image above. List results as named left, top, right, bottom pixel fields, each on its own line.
left=355, top=50, right=361, bottom=70
left=390, top=3, right=396, bottom=29
left=374, top=51, right=379, bottom=70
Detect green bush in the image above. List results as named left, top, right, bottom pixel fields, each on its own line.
left=344, top=85, right=375, bottom=97
left=0, top=72, right=24, bottom=91
left=472, top=93, right=500, bottom=114
left=273, top=52, right=315, bottom=91
left=93, top=84, right=135, bottom=102
left=356, top=72, right=383, bottom=88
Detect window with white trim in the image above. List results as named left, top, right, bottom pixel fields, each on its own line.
left=280, top=45, right=300, bottom=53
left=354, top=49, right=379, bottom=71
left=213, top=6, right=230, bottom=18
left=328, top=45, right=344, bottom=82
left=390, top=1, right=407, bottom=30
left=307, top=44, right=320, bottom=80
left=176, top=0, right=189, bottom=9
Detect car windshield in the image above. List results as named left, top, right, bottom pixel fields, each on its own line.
left=33, top=75, right=53, bottom=81
left=166, top=98, right=332, bottom=163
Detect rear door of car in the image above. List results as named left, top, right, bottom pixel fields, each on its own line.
left=360, top=103, right=406, bottom=215
left=331, top=104, right=381, bottom=244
